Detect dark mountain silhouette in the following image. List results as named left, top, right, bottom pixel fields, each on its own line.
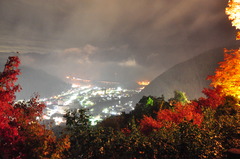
left=15, top=66, right=71, bottom=100
left=135, top=48, right=230, bottom=102
left=0, top=53, right=71, bottom=99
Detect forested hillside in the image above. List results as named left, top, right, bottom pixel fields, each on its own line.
left=139, top=48, right=226, bottom=100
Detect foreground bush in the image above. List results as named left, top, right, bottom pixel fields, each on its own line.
left=0, top=56, right=70, bottom=159
left=63, top=91, right=240, bottom=158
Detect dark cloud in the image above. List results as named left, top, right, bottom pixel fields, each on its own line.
left=0, top=0, right=239, bottom=83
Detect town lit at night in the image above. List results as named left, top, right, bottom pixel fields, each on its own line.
left=0, top=1, right=240, bottom=158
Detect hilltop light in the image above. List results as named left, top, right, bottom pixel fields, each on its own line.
left=137, top=80, right=150, bottom=86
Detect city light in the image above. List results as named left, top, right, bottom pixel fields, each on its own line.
left=41, top=85, right=139, bottom=126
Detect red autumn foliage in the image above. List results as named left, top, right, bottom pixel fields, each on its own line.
left=140, top=86, right=228, bottom=135
left=0, top=56, right=22, bottom=156
left=121, top=128, right=132, bottom=135
left=158, top=102, right=203, bottom=126
left=198, top=86, right=226, bottom=109
left=140, top=102, right=203, bottom=135
left=140, top=116, right=163, bottom=135
left=0, top=56, right=70, bottom=158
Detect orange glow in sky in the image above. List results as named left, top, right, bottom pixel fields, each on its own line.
left=137, top=81, right=150, bottom=86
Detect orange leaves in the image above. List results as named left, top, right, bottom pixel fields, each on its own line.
left=140, top=102, right=203, bottom=135
left=121, top=128, right=132, bottom=135
left=51, top=140, right=71, bottom=159
left=226, top=0, right=240, bottom=39
left=160, top=103, right=203, bottom=126
left=208, top=49, right=240, bottom=98
left=139, top=84, right=232, bottom=135
left=198, top=86, right=226, bottom=109
left=140, top=116, right=163, bottom=134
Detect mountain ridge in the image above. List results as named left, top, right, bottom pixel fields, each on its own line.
left=15, top=66, right=71, bottom=100
left=135, top=47, right=229, bottom=102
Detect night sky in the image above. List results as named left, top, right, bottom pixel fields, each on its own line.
left=0, top=0, right=238, bottom=84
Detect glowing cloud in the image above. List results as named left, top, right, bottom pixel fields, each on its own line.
left=119, top=58, right=137, bottom=67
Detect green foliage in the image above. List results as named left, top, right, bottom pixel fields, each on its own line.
left=169, top=90, right=189, bottom=105
left=98, top=114, right=125, bottom=130
left=130, top=95, right=171, bottom=121
left=146, top=97, right=154, bottom=106
left=68, top=91, right=239, bottom=158
left=64, top=108, right=91, bottom=131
